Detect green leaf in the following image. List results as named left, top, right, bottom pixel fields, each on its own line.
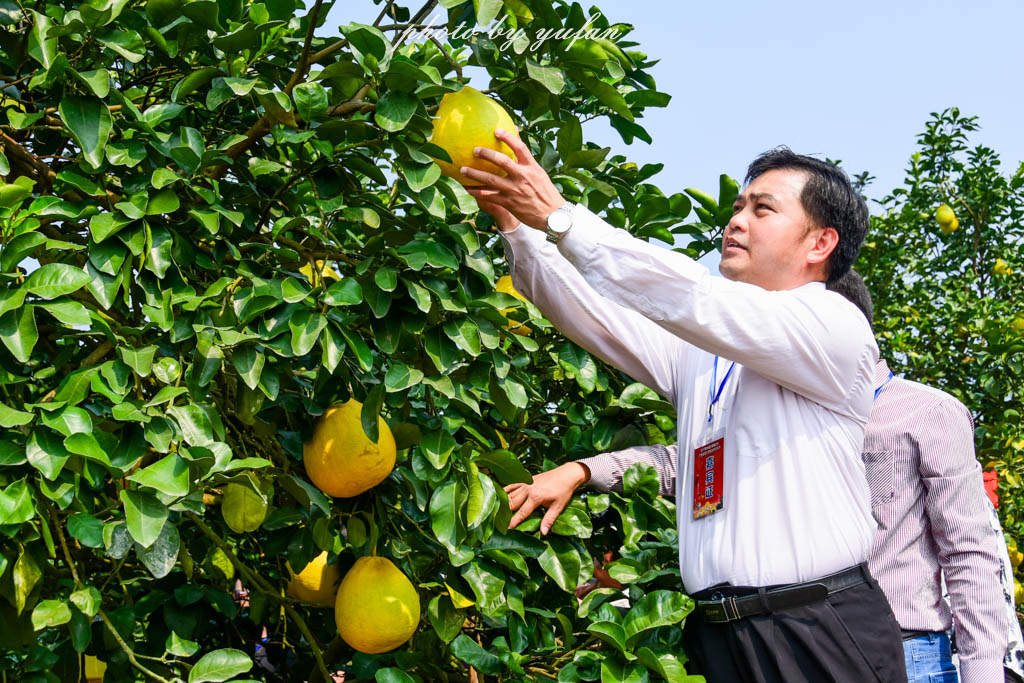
left=450, top=634, right=503, bottom=675
left=621, top=590, right=693, bottom=646
left=168, top=404, right=217, bottom=446
left=0, top=479, right=36, bottom=525
left=526, top=59, right=565, bottom=93
left=23, top=263, right=90, bottom=299
left=119, top=489, right=170, bottom=547
left=69, top=586, right=102, bottom=618
left=587, top=621, right=633, bottom=660
left=360, top=383, right=385, bottom=444
left=0, top=401, right=33, bottom=427
left=324, top=278, right=362, bottom=306
left=385, top=362, right=424, bottom=392
left=0, top=304, right=38, bottom=362
left=427, top=594, right=463, bottom=643
left=188, top=648, right=253, bottom=682
left=430, top=479, right=467, bottom=552
left=38, top=299, right=90, bottom=327
left=289, top=310, right=327, bottom=356
left=466, top=470, right=498, bottom=530
left=376, top=669, right=416, bottom=683
left=374, top=91, right=418, bottom=132
left=293, top=81, right=328, bottom=122
left=12, top=546, right=41, bottom=613
left=127, top=453, right=191, bottom=497
left=120, top=345, right=157, bottom=376
left=548, top=500, right=593, bottom=538
left=401, top=160, right=442, bottom=192
left=397, top=239, right=459, bottom=270
left=59, top=96, right=112, bottom=168
left=421, top=430, right=457, bottom=468
left=32, top=600, right=71, bottom=630
left=67, top=514, right=105, bottom=548
left=146, top=188, right=180, bottom=215
left=474, top=450, right=532, bottom=486
left=475, top=0, right=502, bottom=25
left=136, top=519, right=180, bottom=578
left=232, top=346, right=265, bottom=390
left=221, top=482, right=268, bottom=533
left=538, top=537, right=581, bottom=592
left=27, top=428, right=72, bottom=480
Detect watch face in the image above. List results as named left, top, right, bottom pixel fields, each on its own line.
left=548, top=210, right=573, bottom=232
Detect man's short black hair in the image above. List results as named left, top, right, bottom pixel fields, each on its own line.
left=745, top=147, right=870, bottom=284
left=826, top=269, right=873, bottom=327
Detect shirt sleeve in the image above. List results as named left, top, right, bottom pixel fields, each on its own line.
left=577, top=444, right=678, bottom=496
left=556, top=204, right=878, bottom=419
left=499, top=223, right=687, bottom=402
left=917, top=398, right=1008, bottom=682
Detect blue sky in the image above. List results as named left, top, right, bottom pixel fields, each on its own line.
left=327, top=0, right=1024, bottom=204
left=326, top=1, right=1023, bottom=270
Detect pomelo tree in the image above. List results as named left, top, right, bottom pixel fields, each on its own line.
left=0, top=0, right=725, bottom=680
left=855, top=107, right=1024, bottom=621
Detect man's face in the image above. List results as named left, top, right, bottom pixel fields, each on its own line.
left=719, top=168, right=823, bottom=290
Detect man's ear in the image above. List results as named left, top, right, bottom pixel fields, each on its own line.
left=807, top=226, right=839, bottom=268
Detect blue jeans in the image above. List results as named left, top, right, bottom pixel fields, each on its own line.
left=903, top=632, right=959, bottom=682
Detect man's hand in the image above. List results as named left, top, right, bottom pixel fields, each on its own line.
left=463, top=128, right=566, bottom=232
left=504, top=462, right=590, bottom=535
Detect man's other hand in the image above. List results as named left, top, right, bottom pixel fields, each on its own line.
left=463, top=128, right=566, bottom=232
left=504, top=462, right=590, bottom=535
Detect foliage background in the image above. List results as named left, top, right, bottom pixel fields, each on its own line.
left=0, top=0, right=1020, bottom=680
left=855, top=108, right=1024, bottom=626
left=0, top=0, right=716, bottom=680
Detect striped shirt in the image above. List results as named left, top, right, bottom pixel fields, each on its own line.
left=581, top=358, right=1008, bottom=683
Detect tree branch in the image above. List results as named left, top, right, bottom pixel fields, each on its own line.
left=284, top=0, right=326, bottom=95
left=49, top=503, right=173, bottom=683
left=184, top=511, right=333, bottom=682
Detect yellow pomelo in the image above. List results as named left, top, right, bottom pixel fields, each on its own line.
left=429, top=86, right=517, bottom=187
left=1016, top=579, right=1024, bottom=607
left=496, top=275, right=531, bottom=335
left=84, top=655, right=107, bottom=682
left=1012, top=316, right=1024, bottom=333
left=335, top=556, right=420, bottom=653
left=939, top=216, right=959, bottom=235
left=287, top=551, right=340, bottom=605
left=303, top=400, right=396, bottom=497
left=935, top=203, right=956, bottom=226
left=993, top=258, right=1012, bottom=275
left=299, top=259, right=341, bottom=283
left=1011, top=548, right=1023, bottom=570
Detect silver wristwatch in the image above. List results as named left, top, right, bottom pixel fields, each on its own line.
left=545, top=203, right=575, bottom=243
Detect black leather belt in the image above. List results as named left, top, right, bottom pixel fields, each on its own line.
left=696, top=564, right=871, bottom=624
left=901, top=630, right=932, bottom=641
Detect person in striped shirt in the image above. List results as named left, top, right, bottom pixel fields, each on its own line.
left=530, top=270, right=1012, bottom=683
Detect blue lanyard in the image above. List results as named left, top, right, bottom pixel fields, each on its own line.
left=708, top=356, right=736, bottom=422
left=873, top=371, right=894, bottom=401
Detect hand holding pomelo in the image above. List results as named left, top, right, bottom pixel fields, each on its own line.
left=429, top=86, right=517, bottom=187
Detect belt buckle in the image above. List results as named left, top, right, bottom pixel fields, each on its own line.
left=703, top=592, right=741, bottom=623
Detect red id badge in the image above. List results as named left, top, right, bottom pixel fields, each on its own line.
left=693, top=437, right=724, bottom=519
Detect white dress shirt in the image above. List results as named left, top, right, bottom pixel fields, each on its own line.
left=500, top=203, right=879, bottom=593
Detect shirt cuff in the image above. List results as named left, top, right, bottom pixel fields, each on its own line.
left=556, top=203, right=618, bottom=269
left=958, top=658, right=1006, bottom=683
left=575, top=455, right=620, bottom=493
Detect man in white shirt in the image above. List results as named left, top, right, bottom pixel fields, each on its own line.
left=461, top=131, right=906, bottom=682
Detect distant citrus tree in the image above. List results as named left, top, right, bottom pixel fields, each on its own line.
left=0, top=0, right=723, bottom=680
left=856, top=107, right=1024, bottom=619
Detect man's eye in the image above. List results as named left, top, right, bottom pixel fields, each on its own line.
left=757, top=203, right=771, bottom=211
left=732, top=205, right=742, bottom=214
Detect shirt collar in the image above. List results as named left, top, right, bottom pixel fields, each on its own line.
left=874, top=358, right=891, bottom=389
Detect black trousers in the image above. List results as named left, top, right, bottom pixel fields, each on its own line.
left=684, top=572, right=908, bottom=683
